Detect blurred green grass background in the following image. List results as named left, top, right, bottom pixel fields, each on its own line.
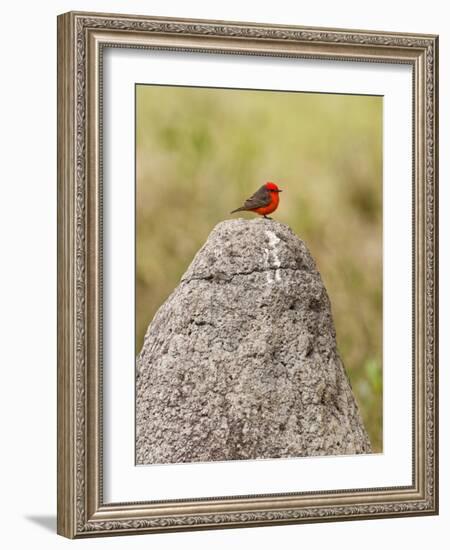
left=136, top=85, right=383, bottom=452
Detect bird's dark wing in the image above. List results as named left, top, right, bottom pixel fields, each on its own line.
left=242, top=185, right=271, bottom=209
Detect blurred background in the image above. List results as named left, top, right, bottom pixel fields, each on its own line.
left=136, top=85, right=382, bottom=452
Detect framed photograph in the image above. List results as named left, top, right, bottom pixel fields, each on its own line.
left=57, top=11, right=439, bottom=538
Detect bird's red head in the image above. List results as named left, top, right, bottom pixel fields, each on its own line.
left=265, top=182, right=282, bottom=193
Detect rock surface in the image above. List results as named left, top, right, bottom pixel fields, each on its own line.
left=136, top=218, right=371, bottom=464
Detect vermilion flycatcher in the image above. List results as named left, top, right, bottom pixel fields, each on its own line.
left=230, top=182, right=283, bottom=219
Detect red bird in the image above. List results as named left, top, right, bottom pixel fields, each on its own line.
left=230, top=182, right=283, bottom=219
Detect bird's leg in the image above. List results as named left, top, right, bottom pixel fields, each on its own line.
left=263, top=215, right=272, bottom=220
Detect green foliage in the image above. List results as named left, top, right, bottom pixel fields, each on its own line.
left=136, top=85, right=383, bottom=452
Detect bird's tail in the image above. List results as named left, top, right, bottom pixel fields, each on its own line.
left=230, top=207, right=246, bottom=214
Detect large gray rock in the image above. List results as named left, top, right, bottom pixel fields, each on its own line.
left=136, top=218, right=371, bottom=464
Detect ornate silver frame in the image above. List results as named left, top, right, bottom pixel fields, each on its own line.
left=57, top=11, right=439, bottom=538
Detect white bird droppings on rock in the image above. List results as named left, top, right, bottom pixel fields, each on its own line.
left=265, top=229, right=282, bottom=282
